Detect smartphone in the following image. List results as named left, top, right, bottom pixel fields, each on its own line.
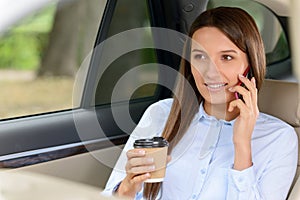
left=234, top=66, right=253, bottom=100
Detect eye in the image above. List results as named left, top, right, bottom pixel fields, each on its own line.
left=193, top=53, right=207, bottom=60
left=222, top=55, right=233, bottom=61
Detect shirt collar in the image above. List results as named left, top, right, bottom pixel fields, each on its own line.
left=196, top=102, right=235, bottom=126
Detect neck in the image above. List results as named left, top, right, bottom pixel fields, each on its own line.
left=203, top=102, right=239, bottom=121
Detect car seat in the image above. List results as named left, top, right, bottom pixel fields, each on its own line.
left=258, top=79, right=300, bottom=199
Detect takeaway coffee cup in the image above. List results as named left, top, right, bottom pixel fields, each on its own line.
left=133, top=137, right=169, bottom=183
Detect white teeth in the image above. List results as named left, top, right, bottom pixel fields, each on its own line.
left=207, top=84, right=226, bottom=89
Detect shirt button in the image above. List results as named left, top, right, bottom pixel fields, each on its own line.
left=192, top=194, right=197, bottom=199
left=238, top=177, right=244, bottom=182
left=224, top=122, right=231, bottom=126
left=200, top=168, right=206, bottom=174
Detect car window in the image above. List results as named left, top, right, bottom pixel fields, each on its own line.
left=93, top=0, right=159, bottom=106
left=207, top=0, right=292, bottom=80
left=0, top=0, right=106, bottom=120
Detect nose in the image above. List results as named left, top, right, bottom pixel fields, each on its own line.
left=202, top=59, right=222, bottom=81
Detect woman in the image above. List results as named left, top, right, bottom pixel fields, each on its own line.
left=103, top=7, right=298, bottom=200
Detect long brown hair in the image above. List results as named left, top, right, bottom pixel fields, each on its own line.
left=143, top=6, right=266, bottom=199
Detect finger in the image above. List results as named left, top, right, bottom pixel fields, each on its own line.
left=125, top=158, right=153, bottom=173
left=129, top=165, right=156, bottom=174
left=121, top=173, right=150, bottom=194
left=251, top=76, right=256, bottom=86
left=242, top=76, right=258, bottom=114
left=126, top=149, right=146, bottom=159
left=228, top=99, right=248, bottom=113
left=239, top=75, right=258, bottom=101
left=238, top=74, right=256, bottom=91
left=231, top=74, right=258, bottom=105
left=131, top=173, right=151, bottom=184
left=127, top=157, right=154, bottom=169
left=167, top=155, right=172, bottom=164
left=250, top=77, right=258, bottom=107
left=229, top=86, right=252, bottom=106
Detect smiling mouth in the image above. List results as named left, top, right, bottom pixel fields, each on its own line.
left=205, top=83, right=228, bottom=89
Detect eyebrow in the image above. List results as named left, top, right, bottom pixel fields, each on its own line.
left=191, top=49, right=205, bottom=53
left=220, top=50, right=238, bottom=54
left=191, top=49, right=238, bottom=54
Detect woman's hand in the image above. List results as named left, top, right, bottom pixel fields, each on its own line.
left=117, top=149, right=155, bottom=198
left=228, top=74, right=259, bottom=170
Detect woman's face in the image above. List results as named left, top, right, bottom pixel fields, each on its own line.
left=191, top=27, right=249, bottom=106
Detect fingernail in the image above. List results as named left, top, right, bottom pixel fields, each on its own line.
left=228, top=87, right=234, bottom=91
left=146, top=158, right=154, bottom=163
left=138, top=150, right=145, bottom=155
left=149, top=165, right=155, bottom=170
left=239, top=74, right=244, bottom=78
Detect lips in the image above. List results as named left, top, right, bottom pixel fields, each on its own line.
left=204, top=83, right=228, bottom=91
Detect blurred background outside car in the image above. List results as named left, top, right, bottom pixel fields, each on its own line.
left=0, top=0, right=106, bottom=119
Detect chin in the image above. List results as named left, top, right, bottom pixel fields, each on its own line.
left=206, top=95, right=227, bottom=103
left=204, top=95, right=234, bottom=106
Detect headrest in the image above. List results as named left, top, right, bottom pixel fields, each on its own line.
left=258, top=79, right=300, bottom=127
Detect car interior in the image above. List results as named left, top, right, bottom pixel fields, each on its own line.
left=0, top=0, right=299, bottom=199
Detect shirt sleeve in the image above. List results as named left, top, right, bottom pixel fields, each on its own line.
left=102, top=99, right=172, bottom=199
left=226, top=126, right=298, bottom=200
left=227, top=166, right=259, bottom=199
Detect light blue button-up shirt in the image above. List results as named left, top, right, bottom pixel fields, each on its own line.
left=103, top=98, right=298, bottom=200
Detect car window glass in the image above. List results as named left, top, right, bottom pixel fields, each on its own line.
left=94, top=0, right=159, bottom=106
left=207, top=0, right=291, bottom=80
left=0, top=0, right=106, bottom=120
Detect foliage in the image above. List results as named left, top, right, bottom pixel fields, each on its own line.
left=0, top=5, right=55, bottom=70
